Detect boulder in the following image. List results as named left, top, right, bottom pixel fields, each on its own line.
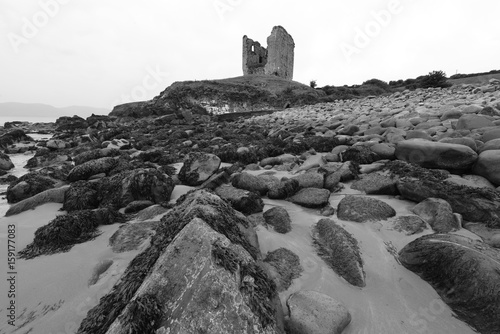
left=178, top=152, right=221, bottom=186
left=321, top=162, right=356, bottom=191
left=481, top=128, right=500, bottom=142
left=369, top=143, right=395, bottom=159
left=479, top=138, right=500, bottom=153
left=120, top=168, right=175, bottom=206
left=288, top=188, right=330, bottom=208
left=337, top=195, right=396, bottom=222
left=267, top=178, right=300, bottom=199
left=438, top=137, right=477, bottom=151
left=395, top=139, right=478, bottom=170
left=63, top=180, right=99, bottom=212
left=313, top=218, right=365, bottom=287
left=260, top=153, right=296, bottom=167
left=399, top=234, right=500, bottom=334
left=46, top=139, right=67, bottom=150
left=287, top=290, right=351, bottom=334
left=411, top=198, right=460, bottom=233
left=263, top=206, right=292, bottom=233
left=0, top=129, right=33, bottom=148
left=350, top=172, right=398, bottom=195
left=5, top=186, right=68, bottom=216
left=455, top=114, right=495, bottom=130
left=341, top=145, right=380, bottom=164
left=231, top=172, right=268, bottom=195
left=67, top=157, right=118, bottom=182
left=0, top=152, right=14, bottom=170
left=473, top=150, right=500, bottom=186
left=6, top=172, right=55, bottom=203
left=291, top=170, right=324, bottom=189
left=215, top=184, right=264, bottom=215
left=263, top=248, right=303, bottom=292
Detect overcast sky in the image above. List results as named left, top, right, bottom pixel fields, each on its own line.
left=1, top=0, right=499, bottom=110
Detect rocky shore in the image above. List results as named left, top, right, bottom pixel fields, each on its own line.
left=1, top=79, right=500, bottom=333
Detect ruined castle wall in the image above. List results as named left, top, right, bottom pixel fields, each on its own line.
left=264, top=26, right=295, bottom=80
left=242, top=35, right=268, bottom=75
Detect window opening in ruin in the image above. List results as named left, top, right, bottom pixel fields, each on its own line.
left=251, top=45, right=254, bottom=52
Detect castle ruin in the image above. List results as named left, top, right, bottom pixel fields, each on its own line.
left=242, top=26, right=294, bottom=80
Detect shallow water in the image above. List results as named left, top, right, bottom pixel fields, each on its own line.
left=0, top=153, right=35, bottom=217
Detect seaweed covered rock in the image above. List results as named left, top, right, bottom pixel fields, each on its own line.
left=67, top=156, right=118, bottom=182
left=6, top=172, right=56, bottom=203
left=0, top=152, right=14, bottom=170
left=288, top=188, right=330, bottom=208
left=263, top=248, right=303, bottom=292
left=215, top=184, right=264, bottom=215
left=399, top=234, right=500, bottom=334
left=411, top=198, right=460, bottom=233
left=63, top=180, right=99, bottom=212
left=19, top=208, right=126, bottom=259
left=286, top=290, right=351, bottom=334
left=77, top=190, right=276, bottom=334
left=124, top=200, right=155, bottom=214
left=337, top=195, right=395, bottom=222
left=263, top=206, right=292, bottom=233
left=25, top=148, right=71, bottom=168
left=350, top=172, right=398, bottom=195
left=178, top=152, right=221, bottom=186
left=397, top=178, right=500, bottom=228
left=312, top=218, right=365, bottom=287
left=73, top=148, right=121, bottom=165
left=232, top=172, right=269, bottom=195
left=120, top=168, right=174, bottom=206
left=0, top=129, right=33, bottom=148
left=341, top=145, right=380, bottom=164
left=392, top=215, right=427, bottom=235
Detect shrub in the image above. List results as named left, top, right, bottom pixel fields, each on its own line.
left=309, top=80, right=317, bottom=88
left=421, top=70, right=451, bottom=88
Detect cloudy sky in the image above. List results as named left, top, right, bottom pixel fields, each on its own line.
left=1, top=0, right=499, bottom=111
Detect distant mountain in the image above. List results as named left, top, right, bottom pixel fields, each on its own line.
left=0, top=102, right=110, bottom=120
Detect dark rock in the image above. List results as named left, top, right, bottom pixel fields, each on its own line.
left=178, top=152, right=221, bottom=186
left=120, top=168, right=175, bottom=207
left=231, top=172, right=269, bottom=195
left=288, top=188, right=330, bottom=208
left=25, top=148, right=72, bottom=168
left=0, top=129, right=33, bottom=148
left=321, top=162, right=357, bottom=191
left=337, top=195, right=396, bottom=222
left=411, top=198, right=460, bottom=233
left=263, top=248, right=303, bottom=292
left=109, top=221, right=158, bottom=252
left=6, top=172, right=55, bottom=203
left=267, top=178, right=300, bottom=199
left=73, top=148, right=121, bottom=165
left=397, top=178, right=500, bottom=228
left=312, top=218, right=365, bottom=287
left=215, top=184, right=264, bottom=215
left=341, top=145, right=381, bottom=164
left=200, top=163, right=243, bottom=190
left=55, top=115, right=88, bottom=131
left=63, top=181, right=99, bottom=212
left=287, top=290, right=351, bottom=334
left=67, top=157, right=118, bottom=182
left=0, top=152, right=14, bottom=171
left=399, top=234, right=500, bottom=334
left=263, top=206, right=292, bottom=233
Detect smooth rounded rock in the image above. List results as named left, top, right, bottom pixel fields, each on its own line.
left=456, top=114, right=495, bottom=130
left=337, top=195, right=396, bottom=222
left=473, top=150, right=500, bottom=186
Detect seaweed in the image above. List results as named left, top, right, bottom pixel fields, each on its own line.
left=119, top=294, right=163, bottom=334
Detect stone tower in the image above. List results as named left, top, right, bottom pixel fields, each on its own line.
left=242, top=26, right=295, bottom=80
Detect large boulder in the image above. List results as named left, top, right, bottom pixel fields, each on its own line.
left=267, top=178, right=300, bottom=199
left=350, top=172, right=398, bottom=195
left=291, top=170, right=324, bottom=189
left=288, top=188, right=330, bottom=208
left=215, top=184, right=264, bottom=215
left=337, top=195, right=396, bottom=222
left=63, top=181, right=99, bottom=212
left=67, top=157, right=118, bottom=182
left=178, top=152, right=221, bottom=186
left=0, top=129, right=33, bottom=148
left=0, top=152, right=14, bottom=170
left=120, top=168, right=175, bottom=206
left=263, top=248, right=303, bottom=292
left=455, top=114, right=495, bottom=130
left=263, top=206, right=292, bottom=233
left=395, top=139, right=478, bottom=170
left=6, top=172, right=55, bottom=203
left=5, top=186, right=68, bottom=216
left=473, top=150, right=500, bottom=186
left=399, top=234, right=500, bottom=334
left=286, top=290, right=351, bottom=334
left=313, top=218, right=365, bottom=287
left=411, top=198, right=460, bottom=233
left=77, top=190, right=281, bottom=334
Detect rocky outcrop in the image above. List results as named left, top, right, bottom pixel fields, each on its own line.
left=313, top=218, right=365, bottom=287
left=77, top=190, right=281, bottom=334
left=399, top=234, right=500, bottom=334
left=286, top=290, right=351, bottom=334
